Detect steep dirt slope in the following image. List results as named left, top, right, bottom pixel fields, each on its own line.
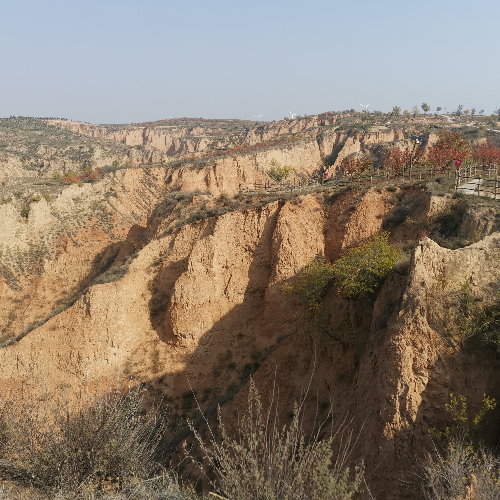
left=0, top=149, right=290, bottom=345
left=0, top=186, right=408, bottom=494
left=0, top=167, right=171, bottom=344
left=221, top=228, right=500, bottom=500
left=3, top=154, right=500, bottom=499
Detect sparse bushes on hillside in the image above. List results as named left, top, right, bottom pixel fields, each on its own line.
left=423, top=394, right=500, bottom=500
left=423, top=440, right=500, bottom=500
left=0, top=384, right=166, bottom=493
left=192, top=379, right=364, bottom=500
left=439, top=278, right=500, bottom=351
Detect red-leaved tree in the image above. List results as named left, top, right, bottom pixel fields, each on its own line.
left=427, top=131, right=471, bottom=172
left=472, top=139, right=500, bottom=166
left=340, top=155, right=374, bottom=178
left=383, top=145, right=423, bottom=176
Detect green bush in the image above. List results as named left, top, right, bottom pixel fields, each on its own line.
left=281, top=259, right=335, bottom=313
left=282, top=233, right=400, bottom=309
left=268, top=158, right=293, bottom=182
left=20, top=203, right=30, bottom=219
left=192, top=379, right=364, bottom=500
left=331, top=232, right=401, bottom=298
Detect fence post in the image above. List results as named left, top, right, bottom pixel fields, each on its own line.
left=495, top=177, right=498, bottom=200
left=477, top=176, right=481, bottom=196
left=419, top=169, right=422, bottom=181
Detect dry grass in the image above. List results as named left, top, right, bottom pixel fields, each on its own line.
left=0, top=382, right=168, bottom=497
left=191, top=379, right=364, bottom=500
left=422, top=439, right=500, bottom=500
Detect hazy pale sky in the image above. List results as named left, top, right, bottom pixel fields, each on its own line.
left=1, top=0, right=498, bottom=124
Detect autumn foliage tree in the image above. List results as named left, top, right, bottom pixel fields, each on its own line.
left=340, top=155, right=374, bottom=178
left=383, top=145, right=423, bottom=176
left=427, top=131, right=471, bottom=172
left=61, top=167, right=105, bottom=184
left=472, top=139, right=500, bottom=166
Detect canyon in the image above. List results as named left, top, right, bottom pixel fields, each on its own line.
left=1, top=113, right=500, bottom=499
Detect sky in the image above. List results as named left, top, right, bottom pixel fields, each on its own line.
left=0, top=0, right=498, bottom=124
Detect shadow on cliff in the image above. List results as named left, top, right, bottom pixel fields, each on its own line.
left=141, top=204, right=313, bottom=455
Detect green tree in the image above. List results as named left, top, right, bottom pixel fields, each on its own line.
left=392, top=106, right=401, bottom=117
left=403, top=109, right=411, bottom=119
left=436, top=107, right=442, bottom=114
left=281, top=259, right=335, bottom=314
left=421, top=103, right=431, bottom=114
left=412, top=106, right=420, bottom=118
left=331, top=232, right=401, bottom=298
left=268, top=158, right=293, bottom=182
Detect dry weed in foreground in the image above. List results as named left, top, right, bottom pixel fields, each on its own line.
left=0, top=381, right=166, bottom=494
left=422, top=439, right=500, bottom=500
left=191, top=379, right=364, bottom=500
left=0, top=473, right=198, bottom=500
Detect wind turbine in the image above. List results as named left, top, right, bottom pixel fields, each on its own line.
left=289, top=111, right=297, bottom=119
left=255, top=114, right=263, bottom=120
left=359, top=103, right=370, bottom=112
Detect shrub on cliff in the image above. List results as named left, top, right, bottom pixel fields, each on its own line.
left=331, top=232, right=401, bottom=298
left=281, top=259, right=335, bottom=313
left=192, top=379, right=364, bottom=500
left=268, top=158, right=293, bottom=182
left=423, top=394, right=499, bottom=499
left=282, top=233, right=400, bottom=309
left=423, top=440, right=500, bottom=500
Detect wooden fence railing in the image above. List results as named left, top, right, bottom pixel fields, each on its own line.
left=239, top=167, right=453, bottom=195
left=239, top=164, right=500, bottom=200
left=455, top=164, right=500, bottom=199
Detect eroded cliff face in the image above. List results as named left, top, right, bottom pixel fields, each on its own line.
left=46, top=116, right=428, bottom=172
left=219, top=233, right=500, bottom=500
left=2, top=169, right=500, bottom=499
left=0, top=153, right=289, bottom=343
